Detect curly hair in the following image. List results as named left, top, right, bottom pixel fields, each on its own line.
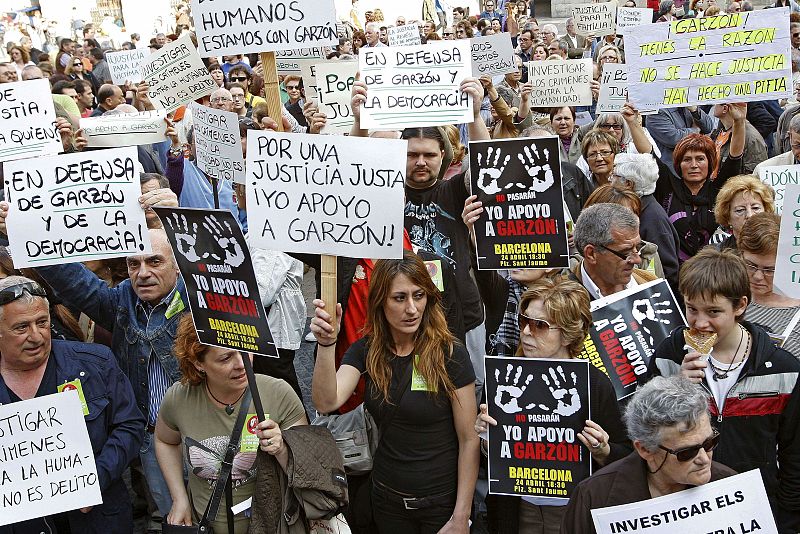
left=713, top=174, right=775, bottom=228
left=174, top=314, right=210, bottom=385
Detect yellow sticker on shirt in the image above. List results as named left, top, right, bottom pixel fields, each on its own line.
left=240, top=413, right=268, bottom=452
left=411, top=356, right=436, bottom=392
left=57, top=379, right=89, bottom=415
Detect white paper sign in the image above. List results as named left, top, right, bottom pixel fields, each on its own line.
left=597, top=64, right=628, bottom=113
left=617, top=7, right=653, bottom=31
left=276, top=48, right=325, bottom=75
left=573, top=1, right=618, bottom=37
left=298, top=59, right=320, bottom=103
left=591, top=470, right=777, bottom=534
left=190, top=103, right=245, bottom=184
left=527, top=59, right=593, bottom=107
left=0, top=391, right=103, bottom=525
left=141, top=36, right=216, bottom=113
left=759, top=164, right=800, bottom=214
left=775, top=183, right=800, bottom=298
left=0, top=79, right=62, bottom=163
left=359, top=41, right=474, bottom=129
left=388, top=24, right=422, bottom=47
left=191, top=0, right=338, bottom=57
left=314, top=61, right=358, bottom=135
left=3, top=146, right=152, bottom=267
left=106, top=48, right=149, bottom=85
left=246, top=131, right=406, bottom=258
left=622, top=8, right=792, bottom=109
left=81, top=110, right=168, bottom=148
left=471, top=33, right=518, bottom=77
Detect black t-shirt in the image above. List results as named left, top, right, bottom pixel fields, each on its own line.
left=405, top=175, right=484, bottom=330
left=342, top=337, right=475, bottom=495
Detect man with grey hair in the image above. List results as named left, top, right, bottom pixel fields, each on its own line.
left=0, top=62, right=18, bottom=83
left=209, top=87, right=234, bottom=112
left=561, top=376, right=736, bottom=533
left=20, top=64, right=44, bottom=80
left=0, top=275, right=145, bottom=531
left=540, top=23, right=558, bottom=45
left=364, top=21, right=386, bottom=47
left=754, top=113, right=800, bottom=173
left=570, top=203, right=657, bottom=300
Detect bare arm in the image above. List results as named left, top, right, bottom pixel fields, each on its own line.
left=727, top=102, right=747, bottom=158
left=349, top=79, right=369, bottom=138
left=621, top=103, right=653, bottom=154
left=464, top=77, right=491, bottom=142
left=154, top=418, right=192, bottom=526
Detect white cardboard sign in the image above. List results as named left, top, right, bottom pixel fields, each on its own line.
left=3, top=146, right=152, bottom=267
left=106, top=48, right=149, bottom=85
left=573, top=1, right=618, bottom=37
left=775, top=183, right=800, bottom=298
left=81, top=110, right=168, bottom=148
left=0, top=79, right=62, bottom=163
left=388, top=24, right=422, bottom=47
left=597, top=64, right=628, bottom=113
left=314, top=61, right=358, bottom=135
left=471, top=33, right=518, bottom=77
left=758, top=164, right=800, bottom=215
left=616, top=7, right=653, bottom=31
left=275, top=48, right=326, bottom=75
left=246, top=131, right=406, bottom=258
left=141, top=36, right=216, bottom=113
left=527, top=59, right=593, bottom=107
left=189, top=103, right=245, bottom=184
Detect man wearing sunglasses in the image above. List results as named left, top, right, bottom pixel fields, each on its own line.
left=0, top=276, right=144, bottom=532
left=570, top=203, right=657, bottom=301
left=562, top=376, right=736, bottom=533
left=227, top=65, right=266, bottom=111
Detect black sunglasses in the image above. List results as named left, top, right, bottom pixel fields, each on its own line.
left=230, top=76, right=248, bottom=82
left=658, top=431, right=720, bottom=462
left=0, top=282, right=48, bottom=306
left=518, top=313, right=560, bottom=333
left=595, top=242, right=642, bottom=262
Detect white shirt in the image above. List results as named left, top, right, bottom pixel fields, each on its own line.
left=580, top=263, right=637, bottom=301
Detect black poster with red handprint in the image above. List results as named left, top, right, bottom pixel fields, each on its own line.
left=154, top=207, right=279, bottom=358
left=469, top=136, right=569, bottom=270
left=484, top=356, right=590, bottom=499
left=578, top=279, right=686, bottom=401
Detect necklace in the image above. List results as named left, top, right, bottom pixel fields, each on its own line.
left=205, top=382, right=246, bottom=415
left=709, top=326, right=749, bottom=381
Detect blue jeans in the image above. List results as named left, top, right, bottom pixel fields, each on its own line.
left=140, top=430, right=173, bottom=517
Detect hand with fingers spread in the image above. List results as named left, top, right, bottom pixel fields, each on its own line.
left=170, top=213, right=204, bottom=262
left=494, top=364, right=540, bottom=414
left=541, top=365, right=581, bottom=416
left=476, top=147, right=511, bottom=195
left=632, top=294, right=674, bottom=346
left=202, top=214, right=244, bottom=267
left=517, top=144, right=554, bottom=193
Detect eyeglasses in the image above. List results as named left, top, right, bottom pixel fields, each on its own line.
left=518, top=313, right=561, bottom=333
left=73, top=62, right=82, bottom=67
left=595, top=242, right=643, bottom=262
left=744, top=259, right=776, bottom=277
left=599, top=124, right=623, bottom=131
left=210, top=97, right=232, bottom=103
left=229, top=76, right=248, bottom=82
left=286, top=85, right=300, bottom=90
left=658, top=431, right=720, bottom=462
left=444, top=32, right=454, bottom=36
left=586, top=149, right=614, bottom=159
left=231, top=94, right=245, bottom=100
left=0, top=282, right=48, bottom=306
left=793, top=32, right=800, bottom=38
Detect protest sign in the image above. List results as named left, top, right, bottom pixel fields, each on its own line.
left=275, top=48, right=325, bottom=75
left=774, top=183, right=800, bottom=298
left=592, top=469, right=777, bottom=534
left=80, top=110, right=168, bottom=148
left=0, top=391, right=102, bottom=525
left=359, top=40, right=474, bottom=129
left=616, top=7, right=653, bottom=32
left=3, top=146, right=151, bottom=268
left=622, top=8, right=792, bottom=109
left=485, top=356, right=591, bottom=500
left=190, top=0, right=338, bottom=57
left=189, top=103, right=245, bottom=184
left=246, top=131, right=406, bottom=258
left=758, top=164, right=800, bottom=214
left=0, top=79, right=62, bottom=163
left=106, top=48, right=148, bottom=85
left=469, top=137, right=569, bottom=270
left=579, top=279, right=686, bottom=401
left=155, top=207, right=278, bottom=357
left=527, top=59, right=593, bottom=107
left=388, top=24, right=422, bottom=47
left=314, top=61, right=358, bottom=135
left=298, top=59, right=320, bottom=103
left=597, top=64, right=628, bottom=113
left=141, top=36, right=216, bottom=113
left=471, top=33, right=518, bottom=77
left=573, top=1, right=618, bottom=37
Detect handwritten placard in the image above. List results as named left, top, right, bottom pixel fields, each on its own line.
left=0, top=392, right=103, bottom=525
left=246, top=131, right=406, bottom=258
left=298, top=59, right=320, bottom=103
left=3, top=146, right=152, bottom=267
left=106, top=48, right=148, bottom=85
left=527, top=59, right=593, bottom=107
left=141, top=36, right=216, bottom=113
left=616, top=7, right=653, bottom=32
left=758, top=164, right=799, bottom=214
left=314, top=61, right=358, bottom=134
left=774, top=183, right=800, bottom=298
left=359, top=41, right=473, bottom=129
left=471, top=33, right=518, bottom=77
left=275, top=48, right=326, bottom=75
left=0, top=79, right=62, bottom=163
left=573, top=1, right=618, bottom=37
left=388, top=24, right=422, bottom=47
left=189, top=103, right=245, bottom=184
left=621, top=8, right=793, bottom=109
left=597, top=64, right=628, bottom=113
left=81, top=110, right=168, bottom=148
left=190, top=0, right=338, bottom=57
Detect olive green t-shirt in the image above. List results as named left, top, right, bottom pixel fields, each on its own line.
left=160, top=374, right=306, bottom=534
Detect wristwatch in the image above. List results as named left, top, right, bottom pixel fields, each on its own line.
left=168, top=145, right=183, bottom=158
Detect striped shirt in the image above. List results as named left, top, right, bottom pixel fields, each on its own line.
left=148, top=352, right=172, bottom=426
left=745, top=302, right=800, bottom=359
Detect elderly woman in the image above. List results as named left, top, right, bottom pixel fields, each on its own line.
left=156, top=315, right=308, bottom=533
left=657, top=0, right=678, bottom=21
left=561, top=376, right=736, bottom=533
left=740, top=213, right=800, bottom=357
left=713, top=174, right=775, bottom=250
left=596, top=44, right=622, bottom=66
left=575, top=112, right=661, bottom=175
left=551, top=106, right=580, bottom=163
left=475, top=278, right=629, bottom=534
left=580, top=130, right=619, bottom=185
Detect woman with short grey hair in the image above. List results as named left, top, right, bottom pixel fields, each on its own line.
left=561, top=376, right=737, bottom=534
left=574, top=112, right=662, bottom=178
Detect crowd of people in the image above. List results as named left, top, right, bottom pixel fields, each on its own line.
left=0, top=0, right=799, bottom=533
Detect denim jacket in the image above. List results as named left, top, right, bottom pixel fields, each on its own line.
left=37, top=263, right=187, bottom=418
left=0, top=340, right=144, bottom=533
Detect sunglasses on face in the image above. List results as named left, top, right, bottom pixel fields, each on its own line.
left=595, top=241, right=643, bottom=262
left=658, top=431, right=720, bottom=462
left=286, top=85, right=300, bottom=90
left=230, top=76, right=248, bottom=82
left=0, top=282, right=48, bottom=306
left=518, top=313, right=560, bottom=333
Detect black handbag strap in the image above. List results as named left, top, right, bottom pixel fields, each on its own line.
left=198, top=387, right=252, bottom=531
left=375, top=357, right=414, bottom=446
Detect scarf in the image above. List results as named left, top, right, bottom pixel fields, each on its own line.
left=490, top=277, right=526, bottom=357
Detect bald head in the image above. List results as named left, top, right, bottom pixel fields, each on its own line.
left=210, top=87, right=233, bottom=111
left=21, top=65, right=43, bottom=81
